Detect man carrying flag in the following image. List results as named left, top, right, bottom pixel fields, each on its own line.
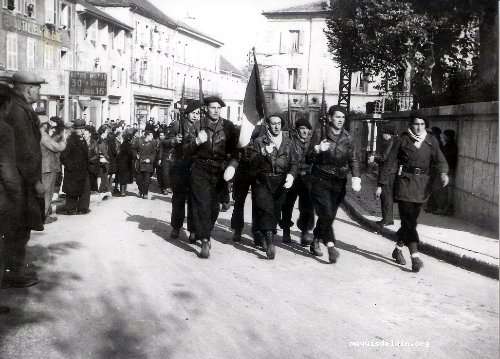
left=224, top=48, right=267, bottom=246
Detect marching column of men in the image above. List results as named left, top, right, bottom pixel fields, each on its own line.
left=0, top=70, right=452, bottom=315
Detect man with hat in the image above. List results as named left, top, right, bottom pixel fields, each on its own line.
left=280, top=114, right=315, bottom=246
left=40, top=116, right=69, bottom=223
left=166, top=100, right=200, bottom=242
left=2, top=71, right=47, bottom=287
left=183, top=96, right=239, bottom=258
left=372, top=124, right=398, bottom=226
left=0, top=71, right=22, bottom=307
left=60, top=119, right=92, bottom=215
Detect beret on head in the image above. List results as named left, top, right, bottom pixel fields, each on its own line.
left=12, top=71, right=47, bottom=85
left=204, top=96, right=225, bottom=107
left=295, top=116, right=312, bottom=130
left=184, top=100, right=201, bottom=115
left=72, top=119, right=87, bottom=129
left=327, top=105, right=347, bottom=117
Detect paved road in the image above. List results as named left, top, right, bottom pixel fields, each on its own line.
left=1, top=185, right=498, bottom=359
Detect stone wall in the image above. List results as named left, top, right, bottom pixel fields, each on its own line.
left=350, top=102, right=499, bottom=233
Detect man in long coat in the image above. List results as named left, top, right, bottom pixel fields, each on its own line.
left=3, top=71, right=46, bottom=287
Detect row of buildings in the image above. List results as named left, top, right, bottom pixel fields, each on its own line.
left=0, top=0, right=247, bottom=127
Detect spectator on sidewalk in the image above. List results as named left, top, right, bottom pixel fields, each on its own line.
left=40, top=116, right=68, bottom=224
left=379, top=116, right=449, bottom=272
left=157, top=131, right=173, bottom=194
left=281, top=115, right=315, bottom=246
left=116, top=131, right=135, bottom=196
left=3, top=71, right=47, bottom=288
left=60, top=120, right=91, bottom=215
left=306, top=105, right=361, bottom=264
left=0, top=72, right=22, bottom=309
left=133, top=131, right=157, bottom=199
left=373, top=125, right=397, bottom=226
left=97, top=126, right=112, bottom=199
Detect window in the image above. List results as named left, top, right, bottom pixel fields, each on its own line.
left=26, top=37, right=35, bottom=69
left=61, top=48, right=71, bottom=70
left=45, top=0, right=56, bottom=24
left=6, top=32, right=18, bottom=70
left=100, top=23, right=108, bottom=47
left=86, top=18, right=98, bottom=43
left=44, top=44, right=54, bottom=69
left=287, top=68, right=301, bottom=90
left=111, top=65, right=117, bottom=87
left=24, top=0, right=36, bottom=18
left=289, top=30, right=300, bottom=54
left=60, top=2, right=70, bottom=29
left=2, top=1, right=14, bottom=10
left=139, top=60, right=147, bottom=83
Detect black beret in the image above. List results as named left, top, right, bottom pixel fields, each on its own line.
left=204, top=96, right=225, bottom=107
left=295, top=117, right=312, bottom=130
left=72, top=119, right=87, bottom=129
left=185, top=100, right=201, bottom=115
left=327, top=105, right=347, bottom=116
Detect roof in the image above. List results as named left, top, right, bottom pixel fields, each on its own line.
left=262, top=1, right=330, bottom=17
left=76, top=0, right=134, bottom=31
left=86, top=0, right=178, bottom=28
left=86, top=0, right=223, bottom=46
left=219, top=56, right=245, bottom=77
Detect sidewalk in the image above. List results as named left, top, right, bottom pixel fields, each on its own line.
left=342, top=172, right=499, bottom=279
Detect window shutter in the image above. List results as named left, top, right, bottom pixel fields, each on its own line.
left=297, top=68, right=303, bottom=90
left=298, top=30, right=304, bottom=54
left=279, top=32, right=285, bottom=54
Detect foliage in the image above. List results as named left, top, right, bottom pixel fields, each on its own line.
left=324, top=0, right=495, bottom=103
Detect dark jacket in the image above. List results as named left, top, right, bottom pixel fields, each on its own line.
left=164, top=119, right=198, bottom=161
left=88, top=139, right=100, bottom=176
left=379, top=131, right=449, bottom=203
left=116, top=139, right=134, bottom=185
left=0, top=119, right=22, bottom=235
left=5, top=92, right=44, bottom=230
left=61, top=132, right=90, bottom=196
left=248, top=130, right=298, bottom=178
left=307, top=126, right=360, bottom=179
left=133, top=138, right=158, bottom=172
left=290, top=129, right=312, bottom=176
left=183, top=117, right=238, bottom=166
left=106, top=135, right=119, bottom=174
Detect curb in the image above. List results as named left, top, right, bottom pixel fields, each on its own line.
left=342, top=196, right=499, bottom=280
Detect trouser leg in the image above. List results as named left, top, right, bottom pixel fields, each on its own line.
left=136, top=172, right=144, bottom=194
left=77, top=175, right=91, bottom=211
left=381, top=177, right=394, bottom=223
left=253, top=176, right=285, bottom=232
left=191, top=165, right=219, bottom=239
left=42, top=172, right=57, bottom=217
left=296, top=176, right=315, bottom=232
left=142, top=172, right=152, bottom=195
left=230, top=171, right=252, bottom=231
left=281, top=181, right=299, bottom=229
left=170, top=165, right=190, bottom=229
left=5, top=227, right=30, bottom=272
left=397, top=201, right=422, bottom=246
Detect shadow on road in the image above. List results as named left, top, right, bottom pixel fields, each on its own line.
left=0, top=240, right=83, bottom=349
left=125, top=213, right=200, bottom=257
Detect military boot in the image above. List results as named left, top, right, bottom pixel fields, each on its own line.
left=310, top=237, right=323, bottom=257
left=233, top=229, right=242, bottom=243
left=265, top=231, right=275, bottom=260
left=200, top=238, right=211, bottom=259
left=300, top=231, right=313, bottom=246
left=282, top=227, right=291, bottom=244
left=392, top=247, right=406, bottom=265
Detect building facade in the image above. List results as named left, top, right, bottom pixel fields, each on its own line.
left=0, top=0, right=75, bottom=118
left=218, top=55, right=246, bottom=124
left=257, top=1, right=380, bottom=127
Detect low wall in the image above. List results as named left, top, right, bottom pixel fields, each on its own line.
left=350, top=102, right=499, bottom=233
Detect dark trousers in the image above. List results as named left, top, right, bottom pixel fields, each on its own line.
left=4, top=227, right=30, bottom=272
left=310, top=175, right=346, bottom=243
left=281, top=174, right=314, bottom=232
left=397, top=201, right=423, bottom=245
left=230, top=167, right=255, bottom=231
left=158, top=160, right=172, bottom=190
left=89, top=172, right=98, bottom=192
left=253, top=174, right=287, bottom=232
left=219, top=181, right=230, bottom=204
left=170, top=161, right=194, bottom=231
left=65, top=175, right=91, bottom=212
left=136, top=171, right=152, bottom=195
left=190, top=162, right=224, bottom=239
left=380, top=174, right=395, bottom=223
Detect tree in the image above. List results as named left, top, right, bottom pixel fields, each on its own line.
left=325, top=0, right=497, bottom=105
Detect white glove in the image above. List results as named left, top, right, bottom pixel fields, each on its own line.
left=441, top=173, right=449, bottom=187
left=284, top=174, right=294, bottom=189
left=351, top=177, right=361, bottom=192
left=145, top=158, right=151, bottom=164
left=314, top=140, right=330, bottom=153
left=196, top=130, right=208, bottom=145
left=224, top=165, right=236, bottom=182
left=265, top=144, right=275, bottom=154
left=375, top=186, right=382, bottom=199
left=99, top=157, right=108, bottom=164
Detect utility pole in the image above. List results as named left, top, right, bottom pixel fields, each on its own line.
left=337, top=63, right=352, bottom=129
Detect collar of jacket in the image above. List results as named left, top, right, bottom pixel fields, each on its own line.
left=204, top=117, right=225, bottom=133
left=401, top=130, right=434, bottom=148
left=326, top=127, right=350, bottom=143
left=261, top=130, right=290, bottom=152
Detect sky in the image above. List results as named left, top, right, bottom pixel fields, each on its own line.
left=151, top=0, right=312, bottom=69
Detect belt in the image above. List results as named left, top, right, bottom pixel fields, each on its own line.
left=401, top=165, right=428, bottom=175
left=311, top=166, right=346, bottom=180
